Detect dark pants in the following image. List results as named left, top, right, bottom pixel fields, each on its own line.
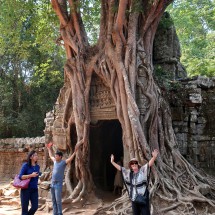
left=20, top=188, right=38, bottom=215
left=132, top=200, right=150, bottom=215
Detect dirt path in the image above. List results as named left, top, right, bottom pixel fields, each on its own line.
left=0, top=205, right=96, bottom=215
left=0, top=195, right=111, bottom=215
left=0, top=196, right=101, bottom=215
left=0, top=181, right=117, bottom=215
left=0, top=205, right=50, bottom=215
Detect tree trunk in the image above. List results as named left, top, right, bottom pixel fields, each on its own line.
left=50, top=0, right=215, bottom=214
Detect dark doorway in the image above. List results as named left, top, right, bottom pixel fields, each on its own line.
left=89, top=120, right=123, bottom=191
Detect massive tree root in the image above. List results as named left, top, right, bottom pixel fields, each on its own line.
left=50, top=0, right=215, bottom=214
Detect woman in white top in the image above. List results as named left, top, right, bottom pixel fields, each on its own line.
left=110, top=149, right=159, bottom=215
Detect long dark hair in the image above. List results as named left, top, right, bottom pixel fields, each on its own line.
left=27, top=150, right=37, bottom=166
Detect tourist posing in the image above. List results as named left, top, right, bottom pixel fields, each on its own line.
left=19, top=150, right=40, bottom=215
left=110, top=149, right=159, bottom=215
left=46, top=142, right=80, bottom=215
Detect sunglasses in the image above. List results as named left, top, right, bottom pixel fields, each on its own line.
left=130, top=162, right=138, bottom=165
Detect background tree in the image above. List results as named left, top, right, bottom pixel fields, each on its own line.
left=168, top=0, right=215, bottom=76
left=50, top=0, right=215, bottom=214
left=0, top=0, right=64, bottom=137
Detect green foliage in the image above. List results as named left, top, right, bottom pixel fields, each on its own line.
left=0, top=0, right=64, bottom=138
left=80, top=0, right=145, bottom=44
left=158, top=12, right=174, bottom=30
left=81, top=0, right=101, bottom=44
left=154, top=65, right=182, bottom=91
left=154, top=65, right=173, bottom=90
left=130, top=0, right=144, bottom=13
left=167, top=0, right=215, bottom=77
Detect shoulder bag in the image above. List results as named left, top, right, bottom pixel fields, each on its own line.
left=134, top=184, right=149, bottom=205
left=13, top=174, right=30, bottom=189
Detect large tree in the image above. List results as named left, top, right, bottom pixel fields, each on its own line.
left=50, top=0, right=215, bottom=214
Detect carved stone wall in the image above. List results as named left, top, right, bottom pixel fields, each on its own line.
left=0, top=137, right=46, bottom=180
left=90, top=74, right=117, bottom=121
left=169, top=76, right=215, bottom=176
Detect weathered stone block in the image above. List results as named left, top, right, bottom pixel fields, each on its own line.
left=197, top=117, right=207, bottom=124
left=173, top=121, right=183, bottom=126
left=181, top=126, right=188, bottom=133
left=191, top=141, right=198, bottom=148
left=190, top=114, right=198, bottom=123
left=171, top=107, right=184, bottom=121
left=190, top=123, right=197, bottom=134
left=189, top=93, right=202, bottom=104
left=196, top=124, right=205, bottom=135
left=174, top=127, right=179, bottom=133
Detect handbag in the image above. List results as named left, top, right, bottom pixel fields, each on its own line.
left=134, top=187, right=149, bottom=205
left=13, top=174, right=30, bottom=189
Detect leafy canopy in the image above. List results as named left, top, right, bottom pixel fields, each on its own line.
left=168, top=0, right=215, bottom=77
left=0, top=0, right=64, bottom=137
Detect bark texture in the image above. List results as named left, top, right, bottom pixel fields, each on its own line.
left=51, top=0, right=215, bottom=214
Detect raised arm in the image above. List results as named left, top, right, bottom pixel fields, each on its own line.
left=149, top=149, right=159, bottom=167
left=65, top=151, right=76, bottom=164
left=65, top=142, right=82, bottom=164
left=110, top=154, right=121, bottom=171
left=46, top=142, right=55, bottom=162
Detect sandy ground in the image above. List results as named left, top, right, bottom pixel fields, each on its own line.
left=0, top=206, right=50, bottom=215
left=0, top=195, right=110, bottom=215
left=0, top=180, right=117, bottom=215
left=0, top=205, right=97, bottom=215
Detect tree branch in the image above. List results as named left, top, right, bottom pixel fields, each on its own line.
left=141, top=0, right=170, bottom=36
left=115, top=0, right=128, bottom=32
left=51, top=0, right=68, bottom=27
left=68, top=0, right=88, bottom=48
left=60, top=29, right=78, bottom=54
left=114, top=0, right=128, bottom=44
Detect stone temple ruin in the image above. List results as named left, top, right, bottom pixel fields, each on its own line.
left=0, top=12, right=214, bottom=212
